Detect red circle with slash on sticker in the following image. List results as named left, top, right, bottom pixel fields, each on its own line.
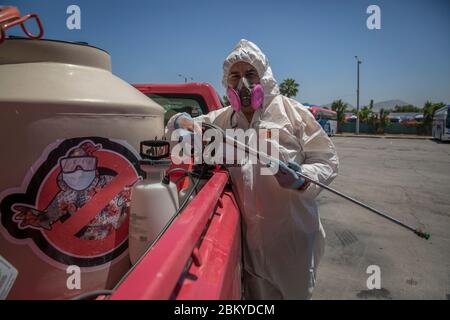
left=36, top=150, right=139, bottom=257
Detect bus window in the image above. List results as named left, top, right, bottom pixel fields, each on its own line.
left=322, top=112, right=337, bottom=121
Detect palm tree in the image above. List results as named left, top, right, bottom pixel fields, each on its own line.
left=222, top=95, right=229, bottom=106
left=372, top=108, right=389, bottom=134
left=359, top=105, right=374, bottom=123
left=279, top=78, right=299, bottom=98
left=422, top=101, right=446, bottom=134
left=423, top=101, right=445, bottom=124
left=331, top=99, right=348, bottom=125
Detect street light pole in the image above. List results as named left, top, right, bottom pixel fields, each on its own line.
left=355, top=56, right=362, bottom=134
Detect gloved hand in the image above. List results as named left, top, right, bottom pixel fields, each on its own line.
left=174, top=112, right=202, bottom=135
left=173, top=113, right=203, bottom=162
left=274, top=160, right=309, bottom=191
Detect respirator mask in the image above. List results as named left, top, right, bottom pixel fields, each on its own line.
left=227, top=77, right=264, bottom=112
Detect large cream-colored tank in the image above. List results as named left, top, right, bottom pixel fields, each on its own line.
left=0, top=38, right=164, bottom=299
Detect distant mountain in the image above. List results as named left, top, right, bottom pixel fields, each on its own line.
left=321, top=101, right=354, bottom=110
left=372, top=100, right=410, bottom=112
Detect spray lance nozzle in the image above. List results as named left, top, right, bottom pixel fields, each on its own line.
left=415, top=230, right=431, bottom=240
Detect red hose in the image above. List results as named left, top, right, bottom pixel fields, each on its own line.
left=0, top=6, right=44, bottom=44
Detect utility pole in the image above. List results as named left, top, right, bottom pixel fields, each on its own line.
left=355, top=56, right=362, bottom=134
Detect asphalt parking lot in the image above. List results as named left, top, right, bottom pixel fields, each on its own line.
left=314, top=137, right=450, bottom=300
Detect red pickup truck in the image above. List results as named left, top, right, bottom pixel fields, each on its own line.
left=0, top=5, right=241, bottom=300
left=109, top=83, right=242, bottom=300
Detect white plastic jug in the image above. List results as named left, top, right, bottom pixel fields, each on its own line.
left=128, top=142, right=179, bottom=265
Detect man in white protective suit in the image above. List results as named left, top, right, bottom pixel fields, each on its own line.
left=165, top=39, right=339, bottom=299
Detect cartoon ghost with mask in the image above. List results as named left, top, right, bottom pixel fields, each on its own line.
left=13, top=141, right=132, bottom=240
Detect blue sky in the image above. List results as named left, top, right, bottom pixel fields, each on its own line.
left=7, top=0, right=450, bottom=107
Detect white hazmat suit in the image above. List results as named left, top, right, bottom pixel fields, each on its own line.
left=166, top=39, right=339, bottom=299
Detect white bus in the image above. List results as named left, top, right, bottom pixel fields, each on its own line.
left=432, top=105, right=450, bottom=141
left=309, top=106, right=338, bottom=136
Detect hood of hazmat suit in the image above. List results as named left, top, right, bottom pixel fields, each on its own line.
left=166, top=39, right=339, bottom=299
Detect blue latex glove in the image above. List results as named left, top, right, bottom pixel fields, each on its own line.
left=174, top=112, right=193, bottom=130
left=174, top=112, right=195, bottom=143
left=173, top=113, right=203, bottom=160
left=274, top=160, right=307, bottom=190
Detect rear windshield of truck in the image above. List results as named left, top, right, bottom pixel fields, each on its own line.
left=145, top=93, right=208, bottom=125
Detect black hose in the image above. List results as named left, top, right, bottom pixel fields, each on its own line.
left=71, top=290, right=114, bottom=300
left=166, top=167, right=199, bottom=177
left=162, top=168, right=199, bottom=185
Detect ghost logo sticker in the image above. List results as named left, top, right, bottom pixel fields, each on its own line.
left=0, top=137, right=142, bottom=268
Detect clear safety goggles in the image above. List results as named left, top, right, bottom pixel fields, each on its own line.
left=227, top=68, right=259, bottom=88
left=60, top=156, right=97, bottom=173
